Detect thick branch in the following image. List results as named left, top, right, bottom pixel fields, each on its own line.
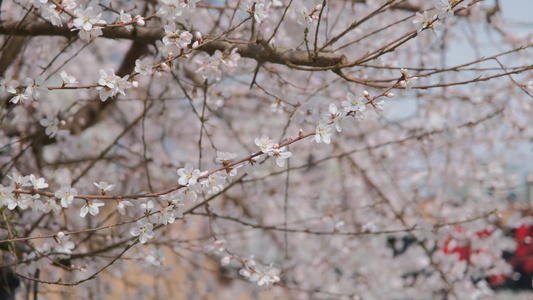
left=0, top=20, right=347, bottom=68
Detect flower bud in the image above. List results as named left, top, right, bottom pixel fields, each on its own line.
left=135, top=16, right=145, bottom=26
left=221, top=256, right=231, bottom=266
left=385, top=93, right=394, bottom=98
left=160, top=63, right=171, bottom=72
left=315, top=4, right=323, bottom=10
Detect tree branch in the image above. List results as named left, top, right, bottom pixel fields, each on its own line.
left=0, top=20, right=348, bottom=68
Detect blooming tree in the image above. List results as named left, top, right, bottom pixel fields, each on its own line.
left=1, top=0, right=533, bottom=298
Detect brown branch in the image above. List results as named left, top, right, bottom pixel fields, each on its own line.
left=0, top=20, right=348, bottom=68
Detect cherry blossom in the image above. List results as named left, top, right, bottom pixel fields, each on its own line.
left=80, top=200, right=105, bottom=217
left=59, top=70, right=78, bottom=86
left=42, top=4, right=63, bottom=26
left=413, top=11, right=433, bottom=33
left=370, top=99, right=385, bottom=115
left=24, top=76, right=47, bottom=100
left=177, top=185, right=198, bottom=202
left=267, top=0, right=283, bottom=8
left=1, top=76, right=19, bottom=94
left=119, top=10, right=133, bottom=31
left=157, top=0, right=185, bottom=22
left=215, top=151, right=238, bottom=165
left=140, top=200, right=155, bottom=215
left=245, top=3, right=268, bottom=24
left=7, top=173, right=30, bottom=189
left=41, top=198, right=61, bottom=214
left=55, top=184, right=77, bottom=208
left=54, top=234, right=75, bottom=255
left=434, top=0, right=454, bottom=20
left=255, top=135, right=275, bottom=153
left=2, top=0, right=533, bottom=297
left=145, top=247, right=166, bottom=266
left=314, top=122, right=333, bottom=144
left=117, top=200, right=134, bottom=215
left=177, top=162, right=206, bottom=186
left=269, top=145, right=292, bottom=167
left=130, top=218, right=154, bottom=244
left=205, top=240, right=226, bottom=254
left=72, top=6, right=106, bottom=41
left=295, top=7, right=313, bottom=26
left=29, top=174, right=48, bottom=190
left=220, top=48, right=241, bottom=73
left=245, top=155, right=265, bottom=176
left=134, top=59, right=153, bottom=76
left=162, top=24, right=193, bottom=55
left=94, top=181, right=116, bottom=195
left=39, top=114, right=60, bottom=137
left=200, top=172, right=226, bottom=194
left=0, top=184, right=14, bottom=208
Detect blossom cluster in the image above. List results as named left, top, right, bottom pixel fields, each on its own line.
left=194, top=49, right=241, bottom=81
left=0, top=75, right=47, bottom=104
left=1, top=173, right=60, bottom=213
left=31, top=0, right=147, bottom=40
left=312, top=67, right=421, bottom=144
left=413, top=0, right=469, bottom=34
left=295, top=4, right=323, bottom=26
left=204, top=239, right=280, bottom=286
left=71, top=6, right=106, bottom=41
left=160, top=24, right=193, bottom=57
left=220, top=254, right=281, bottom=286
left=156, top=0, right=201, bottom=22
left=314, top=90, right=381, bottom=144
left=96, top=69, right=132, bottom=101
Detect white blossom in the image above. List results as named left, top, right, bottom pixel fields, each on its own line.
left=215, top=151, right=238, bottom=165
left=135, top=59, right=153, bottom=76
left=177, top=162, right=206, bottom=186
left=119, top=10, right=133, bottom=31
left=145, top=247, right=166, bottom=266
left=162, top=24, right=193, bottom=55
left=29, top=174, right=48, bottom=190
left=24, top=76, right=47, bottom=100
left=55, top=184, right=77, bottom=208
left=117, top=200, right=133, bottom=215
left=246, top=3, right=268, bottom=24
left=255, top=135, right=275, bottom=153
left=314, top=123, right=333, bottom=144
left=72, top=6, right=106, bottom=41
left=41, top=198, right=61, bottom=214
left=40, top=114, right=60, bottom=137
left=295, top=7, right=313, bottom=26
left=80, top=200, right=105, bottom=217
left=130, top=218, right=154, bottom=244
left=54, top=234, right=75, bottom=255
left=94, top=181, right=116, bottom=195
left=269, top=146, right=292, bottom=167
left=59, top=70, right=78, bottom=86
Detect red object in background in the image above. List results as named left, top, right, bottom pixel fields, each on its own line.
left=488, top=274, right=507, bottom=286
left=441, top=225, right=512, bottom=287
left=510, top=225, right=533, bottom=274
left=442, top=239, right=470, bottom=261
